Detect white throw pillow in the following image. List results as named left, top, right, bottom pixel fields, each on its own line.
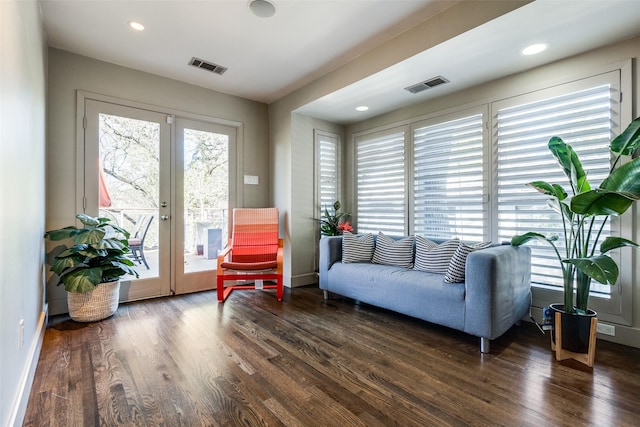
left=342, top=232, right=375, bottom=263
left=413, top=237, right=459, bottom=273
left=444, top=242, right=493, bottom=283
left=372, top=232, right=414, bottom=268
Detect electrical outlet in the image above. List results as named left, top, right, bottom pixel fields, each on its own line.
left=18, top=319, right=24, bottom=351
left=597, top=322, right=615, bottom=336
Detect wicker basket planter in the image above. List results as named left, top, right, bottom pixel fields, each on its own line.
left=67, top=281, right=120, bottom=322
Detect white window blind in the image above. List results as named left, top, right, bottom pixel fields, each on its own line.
left=355, top=129, right=406, bottom=235
left=496, top=84, right=615, bottom=294
left=316, top=131, right=339, bottom=212
left=413, top=114, right=485, bottom=241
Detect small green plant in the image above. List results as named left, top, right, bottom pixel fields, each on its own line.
left=512, top=117, right=640, bottom=314
left=45, top=214, right=139, bottom=293
left=313, top=201, right=352, bottom=236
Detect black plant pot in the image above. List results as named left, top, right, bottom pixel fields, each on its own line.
left=549, top=303, right=597, bottom=354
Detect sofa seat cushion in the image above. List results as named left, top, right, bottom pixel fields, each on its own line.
left=326, top=262, right=465, bottom=330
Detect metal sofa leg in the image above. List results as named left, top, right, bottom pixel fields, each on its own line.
left=323, top=290, right=329, bottom=300
left=480, top=337, right=490, bottom=354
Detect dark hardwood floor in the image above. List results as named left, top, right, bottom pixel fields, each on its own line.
left=24, top=286, right=640, bottom=426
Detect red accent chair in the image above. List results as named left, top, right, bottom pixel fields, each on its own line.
left=216, top=208, right=284, bottom=302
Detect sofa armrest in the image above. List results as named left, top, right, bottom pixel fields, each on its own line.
left=319, top=236, right=343, bottom=289
left=463, top=244, right=531, bottom=340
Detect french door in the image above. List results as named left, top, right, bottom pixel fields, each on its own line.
left=174, top=118, right=237, bottom=294
left=83, top=98, right=236, bottom=300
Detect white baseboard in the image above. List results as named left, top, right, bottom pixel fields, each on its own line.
left=290, top=272, right=318, bottom=288
left=9, top=304, right=48, bottom=427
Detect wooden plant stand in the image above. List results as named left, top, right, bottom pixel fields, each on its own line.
left=551, top=312, right=597, bottom=367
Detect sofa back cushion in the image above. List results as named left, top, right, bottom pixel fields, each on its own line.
left=342, top=232, right=375, bottom=263
left=372, top=232, right=414, bottom=268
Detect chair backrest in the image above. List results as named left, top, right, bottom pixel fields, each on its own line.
left=132, top=214, right=153, bottom=243
left=230, top=208, right=279, bottom=263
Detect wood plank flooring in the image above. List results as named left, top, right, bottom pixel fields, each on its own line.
left=24, top=286, right=640, bottom=426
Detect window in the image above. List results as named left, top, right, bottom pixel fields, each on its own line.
left=314, top=130, right=340, bottom=213
left=495, top=79, right=618, bottom=298
left=355, top=128, right=407, bottom=235
left=350, top=68, right=629, bottom=322
left=413, top=112, right=486, bottom=241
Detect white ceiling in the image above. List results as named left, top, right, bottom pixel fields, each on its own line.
left=40, top=0, right=640, bottom=125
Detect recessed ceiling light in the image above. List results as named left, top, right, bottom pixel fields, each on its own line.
left=128, top=21, right=145, bottom=31
left=522, top=43, right=547, bottom=56
left=356, top=106, right=369, bottom=112
left=249, top=0, right=276, bottom=18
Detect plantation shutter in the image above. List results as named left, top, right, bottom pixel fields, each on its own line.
left=355, top=128, right=407, bottom=235
left=495, top=83, right=615, bottom=294
left=315, top=131, right=339, bottom=212
left=413, top=113, right=486, bottom=241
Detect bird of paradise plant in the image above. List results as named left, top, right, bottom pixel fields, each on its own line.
left=314, top=200, right=352, bottom=236
left=511, top=117, right=640, bottom=315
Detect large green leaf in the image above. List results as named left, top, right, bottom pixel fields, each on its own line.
left=563, top=255, right=619, bottom=286
left=77, top=214, right=100, bottom=227
left=44, top=227, right=82, bottom=241
left=511, top=232, right=558, bottom=246
left=570, top=189, right=637, bottom=216
left=610, top=117, right=640, bottom=156
left=50, top=256, right=86, bottom=275
left=528, top=181, right=568, bottom=200
left=74, top=227, right=106, bottom=245
left=61, top=267, right=103, bottom=293
left=600, top=236, right=640, bottom=254
left=95, top=238, right=127, bottom=251
left=600, top=157, right=640, bottom=195
left=548, top=136, right=590, bottom=193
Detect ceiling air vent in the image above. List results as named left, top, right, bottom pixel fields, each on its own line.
left=188, top=57, right=228, bottom=75
left=404, top=76, right=449, bottom=94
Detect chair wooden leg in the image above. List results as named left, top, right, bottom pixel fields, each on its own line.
left=276, top=276, right=283, bottom=302
left=217, top=276, right=224, bottom=302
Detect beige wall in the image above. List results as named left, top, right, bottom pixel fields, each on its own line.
left=0, top=1, right=48, bottom=425
left=269, top=0, right=526, bottom=288
left=343, top=36, right=640, bottom=348
left=46, top=48, right=270, bottom=311
left=291, top=114, right=344, bottom=285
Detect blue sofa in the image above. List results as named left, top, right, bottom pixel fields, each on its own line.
left=319, top=235, right=531, bottom=353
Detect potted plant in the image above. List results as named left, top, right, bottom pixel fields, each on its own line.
left=511, top=117, right=640, bottom=362
left=313, top=200, right=352, bottom=236
left=45, top=213, right=139, bottom=322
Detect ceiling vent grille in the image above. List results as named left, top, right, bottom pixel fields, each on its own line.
left=404, top=76, right=449, bottom=94
left=189, top=57, right=228, bottom=75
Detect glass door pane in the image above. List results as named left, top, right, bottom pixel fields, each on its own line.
left=175, top=118, right=236, bottom=294
left=85, top=100, right=171, bottom=300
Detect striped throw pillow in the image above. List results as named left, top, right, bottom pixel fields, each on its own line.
left=372, top=232, right=414, bottom=268
left=413, top=237, right=459, bottom=273
left=444, top=242, right=493, bottom=283
left=342, top=232, right=374, bottom=263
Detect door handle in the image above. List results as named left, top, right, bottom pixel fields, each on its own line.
left=160, top=215, right=170, bottom=221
